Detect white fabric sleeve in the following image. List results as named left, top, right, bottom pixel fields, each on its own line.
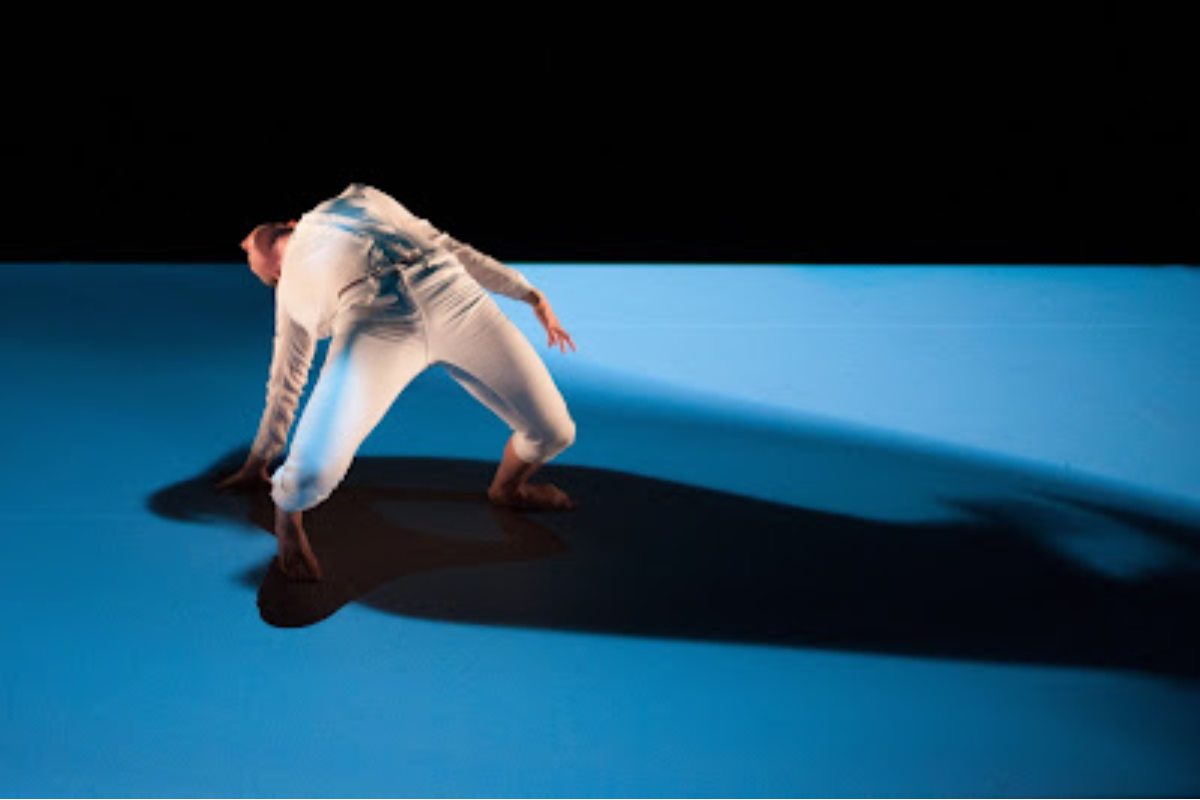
left=249, top=309, right=317, bottom=464
left=441, top=234, right=535, bottom=300
left=409, top=215, right=534, bottom=300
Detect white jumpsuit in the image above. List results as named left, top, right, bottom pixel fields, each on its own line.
left=248, top=184, right=575, bottom=513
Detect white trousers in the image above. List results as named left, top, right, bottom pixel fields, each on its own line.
left=271, top=225, right=575, bottom=513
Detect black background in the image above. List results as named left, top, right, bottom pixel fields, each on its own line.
left=3, top=9, right=1194, bottom=264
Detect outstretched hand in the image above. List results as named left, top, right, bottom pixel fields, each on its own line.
left=530, top=292, right=576, bottom=354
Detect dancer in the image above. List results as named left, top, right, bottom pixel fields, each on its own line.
left=219, top=184, right=577, bottom=581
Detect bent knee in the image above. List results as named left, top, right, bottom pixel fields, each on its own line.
left=549, top=417, right=576, bottom=455
left=514, top=415, right=576, bottom=465
left=271, top=459, right=349, bottom=513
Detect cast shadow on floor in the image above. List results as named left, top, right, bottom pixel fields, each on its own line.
left=149, top=446, right=1200, bottom=680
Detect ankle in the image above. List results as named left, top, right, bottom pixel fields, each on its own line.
left=488, top=484, right=519, bottom=503
left=275, top=508, right=304, bottom=537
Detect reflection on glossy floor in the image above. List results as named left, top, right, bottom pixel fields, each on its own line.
left=2, top=263, right=1199, bottom=795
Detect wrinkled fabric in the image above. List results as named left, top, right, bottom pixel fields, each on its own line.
left=247, top=185, right=573, bottom=512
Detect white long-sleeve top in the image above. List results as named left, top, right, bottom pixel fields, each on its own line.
left=249, top=185, right=535, bottom=464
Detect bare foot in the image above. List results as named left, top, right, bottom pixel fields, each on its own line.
left=276, top=510, right=323, bottom=582
left=489, top=482, right=576, bottom=511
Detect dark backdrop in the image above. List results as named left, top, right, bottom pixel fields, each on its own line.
left=3, top=11, right=1194, bottom=264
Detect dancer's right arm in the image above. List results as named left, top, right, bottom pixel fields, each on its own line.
left=249, top=310, right=316, bottom=463
left=219, top=310, right=316, bottom=491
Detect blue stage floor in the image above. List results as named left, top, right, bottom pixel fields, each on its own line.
left=2, top=262, right=1199, bottom=796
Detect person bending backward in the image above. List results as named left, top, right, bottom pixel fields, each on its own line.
left=220, top=184, right=577, bottom=581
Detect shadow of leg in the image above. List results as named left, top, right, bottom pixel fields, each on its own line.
left=149, top=448, right=1200, bottom=676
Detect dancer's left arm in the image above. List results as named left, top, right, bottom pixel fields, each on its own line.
left=523, top=288, right=576, bottom=353
left=420, top=218, right=575, bottom=353
left=429, top=226, right=534, bottom=300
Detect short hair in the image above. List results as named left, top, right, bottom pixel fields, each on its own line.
left=243, top=222, right=293, bottom=255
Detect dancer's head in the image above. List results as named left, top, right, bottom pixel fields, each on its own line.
left=240, top=221, right=295, bottom=287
